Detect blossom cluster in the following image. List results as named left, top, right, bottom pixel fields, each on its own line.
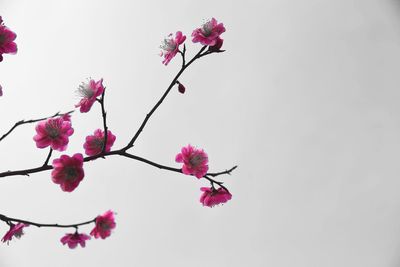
left=0, top=17, right=233, bottom=248
left=2, top=210, right=116, bottom=249
left=160, top=17, right=225, bottom=66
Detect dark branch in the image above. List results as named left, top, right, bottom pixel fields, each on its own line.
left=124, top=45, right=208, bottom=150
left=0, top=214, right=95, bottom=229
left=0, top=148, right=236, bottom=187
left=97, top=89, right=108, bottom=153
left=43, top=148, right=53, bottom=167
left=207, top=165, right=237, bottom=177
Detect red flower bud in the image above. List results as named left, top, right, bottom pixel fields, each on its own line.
left=209, top=38, right=224, bottom=52
left=178, top=83, right=185, bottom=94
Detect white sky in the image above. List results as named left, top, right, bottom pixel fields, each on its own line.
left=1, top=0, right=400, bottom=266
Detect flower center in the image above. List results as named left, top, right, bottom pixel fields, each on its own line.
left=92, top=137, right=104, bottom=149
left=13, top=229, right=24, bottom=239
left=77, top=83, right=94, bottom=99
left=45, top=121, right=60, bottom=139
left=0, top=34, right=5, bottom=45
left=99, top=221, right=111, bottom=230
left=64, top=167, right=77, bottom=180
left=202, top=21, right=213, bottom=37
left=160, top=38, right=176, bottom=52
left=189, top=154, right=204, bottom=167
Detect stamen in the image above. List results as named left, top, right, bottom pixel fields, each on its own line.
left=190, top=154, right=204, bottom=167
left=160, top=37, right=176, bottom=52
left=202, top=20, right=213, bottom=36
left=92, top=137, right=104, bottom=148
left=0, top=34, right=6, bottom=45
left=64, top=167, right=77, bottom=180
left=45, top=120, right=61, bottom=139
left=77, top=82, right=94, bottom=99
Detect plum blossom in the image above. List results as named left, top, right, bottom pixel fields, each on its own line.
left=83, top=129, right=116, bottom=156
left=175, top=144, right=208, bottom=178
left=199, top=187, right=232, bottom=207
left=192, top=18, right=225, bottom=46
left=0, top=16, right=17, bottom=62
left=33, top=117, right=74, bottom=151
left=60, top=232, right=91, bottom=249
left=75, top=78, right=104, bottom=113
left=90, top=210, right=116, bottom=239
left=51, top=153, right=85, bottom=192
left=1, top=223, right=29, bottom=243
left=160, top=31, right=186, bottom=65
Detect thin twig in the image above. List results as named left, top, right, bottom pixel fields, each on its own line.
left=124, top=45, right=209, bottom=150
left=43, top=148, right=53, bottom=167
left=97, top=89, right=108, bottom=153
left=0, top=214, right=95, bottom=229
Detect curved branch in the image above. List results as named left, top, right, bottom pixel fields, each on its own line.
left=43, top=148, right=53, bottom=167
left=0, top=214, right=95, bottom=229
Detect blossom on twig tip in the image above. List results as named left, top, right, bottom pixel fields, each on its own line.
left=1, top=223, right=29, bottom=243
left=75, top=79, right=104, bottom=113
left=60, top=232, right=91, bottom=249
left=200, top=187, right=232, bottom=207
left=90, top=210, right=116, bottom=239
left=160, top=31, right=186, bottom=65
left=192, top=18, right=225, bottom=46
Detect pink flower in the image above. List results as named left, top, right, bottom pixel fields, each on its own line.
left=51, top=153, right=85, bottom=192
left=75, top=79, right=104, bottom=113
left=160, top=31, right=186, bottom=65
left=200, top=187, right=232, bottom=207
left=1, top=223, right=29, bottom=243
left=33, top=117, right=74, bottom=151
left=61, top=113, right=71, bottom=122
left=0, top=17, right=17, bottom=62
left=60, top=232, right=91, bottom=249
left=90, top=210, right=116, bottom=239
left=175, top=144, right=209, bottom=178
left=192, top=18, right=225, bottom=46
left=83, top=129, right=116, bottom=156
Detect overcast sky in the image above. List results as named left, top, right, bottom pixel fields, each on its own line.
left=1, top=0, right=400, bottom=266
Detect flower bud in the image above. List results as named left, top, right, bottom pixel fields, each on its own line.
left=209, top=38, right=224, bottom=52
left=178, top=83, right=186, bottom=94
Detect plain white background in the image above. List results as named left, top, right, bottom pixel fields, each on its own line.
left=1, top=0, right=400, bottom=266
